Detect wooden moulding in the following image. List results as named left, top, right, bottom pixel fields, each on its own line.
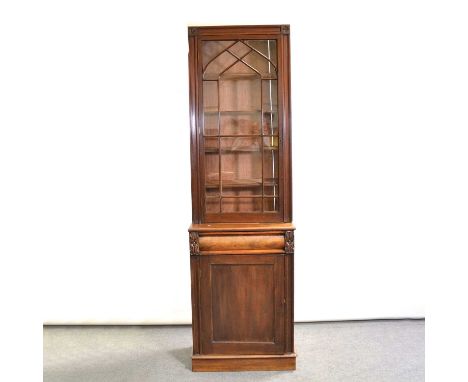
left=189, top=223, right=295, bottom=255
left=192, top=353, right=296, bottom=372
left=189, top=222, right=295, bottom=233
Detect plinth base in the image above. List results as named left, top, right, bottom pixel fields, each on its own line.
left=192, top=353, right=296, bottom=372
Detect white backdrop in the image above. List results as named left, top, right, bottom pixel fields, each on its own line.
left=7, top=0, right=459, bottom=324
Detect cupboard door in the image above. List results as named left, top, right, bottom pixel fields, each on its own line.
left=199, top=254, right=285, bottom=355
left=200, top=39, right=283, bottom=223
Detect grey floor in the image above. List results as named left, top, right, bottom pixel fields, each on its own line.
left=43, top=320, right=424, bottom=382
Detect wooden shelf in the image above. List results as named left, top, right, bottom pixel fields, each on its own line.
left=205, top=178, right=278, bottom=189
left=205, top=146, right=278, bottom=153
left=203, top=73, right=277, bottom=81
left=204, top=108, right=277, bottom=114
left=204, top=109, right=260, bottom=115
left=189, top=222, right=295, bottom=233
left=203, top=136, right=278, bottom=138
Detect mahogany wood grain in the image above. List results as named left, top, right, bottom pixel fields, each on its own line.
left=211, top=262, right=274, bottom=342
left=190, top=256, right=200, bottom=354
left=200, top=249, right=285, bottom=256
left=199, top=234, right=284, bottom=251
left=285, top=253, right=294, bottom=353
left=189, top=222, right=295, bottom=232
left=189, top=25, right=284, bottom=37
left=199, top=254, right=284, bottom=355
left=188, top=25, right=295, bottom=372
left=192, top=353, right=296, bottom=372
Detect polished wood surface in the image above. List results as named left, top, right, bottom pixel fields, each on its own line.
left=199, top=234, right=284, bottom=251
left=188, top=25, right=295, bottom=372
left=190, top=256, right=200, bottom=354
left=199, top=254, right=285, bottom=355
left=199, top=249, right=285, bottom=255
left=189, top=25, right=287, bottom=37
left=189, top=222, right=295, bottom=232
left=192, top=353, right=296, bottom=372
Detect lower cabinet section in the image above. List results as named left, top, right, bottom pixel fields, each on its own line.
left=189, top=224, right=295, bottom=372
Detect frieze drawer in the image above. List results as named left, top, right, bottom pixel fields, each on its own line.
left=199, top=234, right=284, bottom=252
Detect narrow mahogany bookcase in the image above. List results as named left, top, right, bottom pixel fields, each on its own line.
left=187, top=25, right=295, bottom=372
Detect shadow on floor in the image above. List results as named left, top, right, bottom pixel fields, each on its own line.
left=169, top=346, right=192, bottom=370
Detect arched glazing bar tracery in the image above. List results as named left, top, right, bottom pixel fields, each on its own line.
left=201, top=40, right=279, bottom=214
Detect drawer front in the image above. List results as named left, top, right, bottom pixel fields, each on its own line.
left=199, top=234, right=284, bottom=252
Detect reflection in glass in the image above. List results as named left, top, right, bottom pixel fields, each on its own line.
left=202, top=39, right=280, bottom=214
left=222, top=197, right=262, bottom=213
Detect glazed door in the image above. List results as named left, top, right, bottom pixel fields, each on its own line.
left=199, top=254, right=285, bottom=355
left=200, top=39, right=283, bottom=223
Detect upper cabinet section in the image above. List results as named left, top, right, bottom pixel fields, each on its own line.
left=188, top=26, right=292, bottom=223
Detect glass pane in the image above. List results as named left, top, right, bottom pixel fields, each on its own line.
left=263, top=134, right=279, bottom=198
left=220, top=111, right=261, bottom=135
left=204, top=137, right=218, bottom=153
left=202, top=41, right=234, bottom=66
left=262, top=79, right=278, bottom=135
left=205, top=137, right=219, bottom=196
left=263, top=137, right=279, bottom=189
left=264, top=184, right=279, bottom=197
left=219, top=72, right=261, bottom=111
left=201, top=39, right=281, bottom=217
left=204, top=113, right=218, bottom=136
left=262, top=112, right=278, bottom=135
left=222, top=182, right=262, bottom=197
left=220, top=137, right=262, bottom=194
left=262, top=80, right=277, bottom=110
left=206, top=196, right=220, bottom=213
left=263, top=197, right=279, bottom=212
left=228, top=41, right=251, bottom=57
left=203, top=40, right=277, bottom=79
left=221, top=136, right=262, bottom=154
left=245, top=40, right=277, bottom=69
left=243, top=50, right=276, bottom=79
left=203, top=81, right=218, bottom=110
left=263, top=136, right=279, bottom=151
left=222, top=197, right=262, bottom=213
left=204, top=50, right=237, bottom=80
left=203, top=81, right=218, bottom=135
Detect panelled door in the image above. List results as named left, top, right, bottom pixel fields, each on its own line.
left=199, top=254, right=285, bottom=354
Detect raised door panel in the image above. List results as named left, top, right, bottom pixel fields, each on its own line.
left=199, top=254, right=285, bottom=354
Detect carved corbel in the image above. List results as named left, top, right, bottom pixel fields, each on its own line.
left=189, top=232, right=200, bottom=256
left=285, top=231, right=294, bottom=254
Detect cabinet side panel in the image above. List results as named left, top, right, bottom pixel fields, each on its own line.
left=284, top=253, right=294, bottom=352
left=190, top=256, right=201, bottom=354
